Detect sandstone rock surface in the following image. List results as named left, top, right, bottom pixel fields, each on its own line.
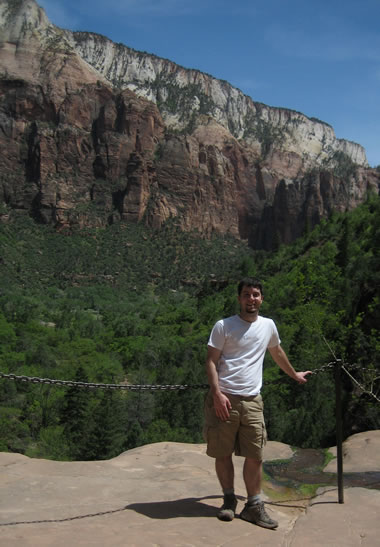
left=1, top=433, right=379, bottom=546
left=325, top=430, right=380, bottom=473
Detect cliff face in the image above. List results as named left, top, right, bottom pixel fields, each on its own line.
left=68, top=31, right=368, bottom=169
left=0, top=0, right=379, bottom=249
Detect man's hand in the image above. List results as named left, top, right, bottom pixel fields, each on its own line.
left=269, top=345, right=313, bottom=385
left=294, top=371, right=312, bottom=384
left=206, top=345, right=232, bottom=420
left=213, top=391, right=232, bottom=421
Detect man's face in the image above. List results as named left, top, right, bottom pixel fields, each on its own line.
left=238, top=285, right=263, bottom=319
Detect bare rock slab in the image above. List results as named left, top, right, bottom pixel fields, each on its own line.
left=1, top=435, right=380, bottom=546
left=287, top=487, right=380, bottom=547
left=325, top=430, right=380, bottom=473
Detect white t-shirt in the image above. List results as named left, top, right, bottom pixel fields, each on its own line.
left=208, top=314, right=281, bottom=396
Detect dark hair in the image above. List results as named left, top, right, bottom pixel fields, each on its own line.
left=237, top=277, right=263, bottom=296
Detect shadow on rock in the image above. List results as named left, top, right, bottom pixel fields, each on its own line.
left=126, top=495, right=230, bottom=519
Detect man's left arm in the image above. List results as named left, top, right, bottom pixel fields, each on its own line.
left=268, top=345, right=312, bottom=384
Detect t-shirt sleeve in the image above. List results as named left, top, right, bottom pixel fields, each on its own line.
left=208, top=320, right=226, bottom=350
left=267, top=320, right=281, bottom=348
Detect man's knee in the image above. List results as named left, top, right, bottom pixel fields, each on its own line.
left=244, top=456, right=262, bottom=466
left=216, top=454, right=233, bottom=463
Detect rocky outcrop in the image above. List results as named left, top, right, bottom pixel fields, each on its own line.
left=325, top=430, right=380, bottom=473
left=0, top=0, right=379, bottom=249
left=1, top=432, right=380, bottom=546
left=67, top=31, right=368, bottom=169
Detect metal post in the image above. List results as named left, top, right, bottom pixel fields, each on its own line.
left=334, top=359, right=344, bottom=503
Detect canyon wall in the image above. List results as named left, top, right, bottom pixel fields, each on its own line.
left=0, top=0, right=378, bottom=249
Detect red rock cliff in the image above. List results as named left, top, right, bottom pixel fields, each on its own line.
left=0, top=0, right=378, bottom=249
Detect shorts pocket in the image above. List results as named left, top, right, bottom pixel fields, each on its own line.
left=204, top=391, right=219, bottom=427
left=261, top=420, right=267, bottom=447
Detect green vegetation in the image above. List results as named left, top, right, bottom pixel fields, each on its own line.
left=243, top=112, right=286, bottom=157
left=298, top=483, right=322, bottom=497
left=309, top=116, right=332, bottom=128
left=0, top=195, right=379, bottom=460
left=323, top=150, right=358, bottom=179
left=4, top=0, right=23, bottom=23
left=322, top=449, right=336, bottom=469
left=150, top=75, right=215, bottom=132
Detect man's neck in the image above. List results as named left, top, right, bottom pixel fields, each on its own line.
left=239, top=312, right=259, bottom=323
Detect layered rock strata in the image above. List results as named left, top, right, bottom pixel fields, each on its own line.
left=0, top=0, right=378, bottom=249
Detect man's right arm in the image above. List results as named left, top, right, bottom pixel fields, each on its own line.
left=206, top=345, right=232, bottom=421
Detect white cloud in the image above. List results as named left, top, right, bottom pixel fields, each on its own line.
left=76, top=0, right=203, bottom=17
left=232, top=78, right=264, bottom=94
left=266, top=22, right=380, bottom=63
left=38, top=0, right=80, bottom=28
left=71, top=0, right=249, bottom=18
left=38, top=0, right=220, bottom=30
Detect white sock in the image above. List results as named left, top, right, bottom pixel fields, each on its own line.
left=247, top=494, right=261, bottom=505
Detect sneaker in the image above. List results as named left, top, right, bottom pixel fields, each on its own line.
left=240, top=501, right=278, bottom=529
left=217, top=494, right=238, bottom=521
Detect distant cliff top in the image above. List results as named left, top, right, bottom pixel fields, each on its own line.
left=68, top=29, right=368, bottom=168
left=0, top=0, right=368, bottom=168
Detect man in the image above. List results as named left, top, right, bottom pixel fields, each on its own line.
left=204, top=277, right=311, bottom=529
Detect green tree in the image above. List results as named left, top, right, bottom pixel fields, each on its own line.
left=85, top=390, right=126, bottom=460
left=60, top=366, right=95, bottom=460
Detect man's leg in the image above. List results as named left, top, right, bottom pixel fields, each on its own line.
left=243, top=457, right=262, bottom=496
left=215, top=454, right=234, bottom=490
left=241, top=456, right=278, bottom=529
left=204, top=392, right=240, bottom=521
left=215, top=455, right=237, bottom=521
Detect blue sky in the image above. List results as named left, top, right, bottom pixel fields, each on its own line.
left=38, top=0, right=380, bottom=166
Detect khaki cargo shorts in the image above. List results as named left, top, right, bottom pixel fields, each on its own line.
left=203, top=391, right=267, bottom=460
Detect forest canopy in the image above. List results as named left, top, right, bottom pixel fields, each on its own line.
left=0, top=194, right=379, bottom=460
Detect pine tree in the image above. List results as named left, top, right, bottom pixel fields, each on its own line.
left=85, top=390, right=126, bottom=460
left=60, top=366, right=94, bottom=460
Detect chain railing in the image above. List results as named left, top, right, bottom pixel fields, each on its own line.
left=341, top=364, right=380, bottom=403
left=0, top=371, right=208, bottom=391
left=0, top=361, right=336, bottom=392
left=0, top=360, right=377, bottom=395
